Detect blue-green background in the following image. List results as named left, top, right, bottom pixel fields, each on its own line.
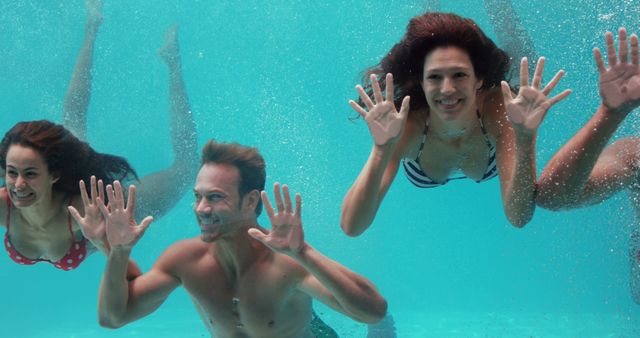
left=1, top=1, right=639, bottom=336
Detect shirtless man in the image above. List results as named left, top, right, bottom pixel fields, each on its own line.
left=95, top=140, right=387, bottom=337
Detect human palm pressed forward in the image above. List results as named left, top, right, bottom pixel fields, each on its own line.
left=350, top=73, right=411, bottom=147
left=248, top=183, right=304, bottom=254
left=99, top=181, right=153, bottom=250
left=595, top=28, right=640, bottom=114
left=501, top=56, right=572, bottom=135
left=68, top=176, right=107, bottom=246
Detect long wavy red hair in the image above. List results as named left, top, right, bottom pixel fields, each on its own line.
left=360, top=12, right=511, bottom=117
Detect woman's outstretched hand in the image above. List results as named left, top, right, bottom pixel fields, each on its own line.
left=595, top=28, right=640, bottom=114
left=350, top=73, right=410, bottom=147
left=501, top=57, right=572, bottom=135
left=68, top=176, right=107, bottom=244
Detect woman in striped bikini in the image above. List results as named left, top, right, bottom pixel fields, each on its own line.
left=341, top=12, right=571, bottom=235
left=342, top=11, right=640, bottom=304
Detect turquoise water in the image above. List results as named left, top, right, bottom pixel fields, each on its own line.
left=1, top=0, right=640, bottom=336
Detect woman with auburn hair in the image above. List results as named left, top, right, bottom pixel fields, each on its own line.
left=0, top=2, right=197, bottom=271
left=0, top=120, right=138, bottom=269
left=342, top=11, right=640, bottom=304
left=341, top=12, right=570, bottom=235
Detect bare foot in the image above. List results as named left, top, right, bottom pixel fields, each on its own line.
left=158, top=24, right=181, bottom=66
left=85, top=0, right=103, bottom=36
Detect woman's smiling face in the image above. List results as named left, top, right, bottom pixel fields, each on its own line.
left=5, top=144, right=59, bottom=208
left=422, top=46, right=484, bottom=122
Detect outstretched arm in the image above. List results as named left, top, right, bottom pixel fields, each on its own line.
left=537, top=28, right=640, bottom=209
left=496, top=57, right=571, bottom=227
left=96, top=181, right=178, bottom=328
left=99, top=247, right=179, bottom=328
left=340, top=74, right=410, bottom=236
left=250, top=183, right=387, bottom=323
left=134, top=24, right=199, bottom=220
left=62, top=0, right=103, bottom=141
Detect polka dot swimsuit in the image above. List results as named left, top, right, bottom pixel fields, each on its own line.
left=4, top=195, right=87, bottom=271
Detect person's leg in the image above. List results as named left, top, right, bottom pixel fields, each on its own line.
left=483, top=0, right=537, bottom=80
left=62, top=0, right=103, bottom=141
left=134, top=25, right=199, bottom=220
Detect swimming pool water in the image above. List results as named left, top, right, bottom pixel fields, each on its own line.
left=1, top=1, right=640, bottom=336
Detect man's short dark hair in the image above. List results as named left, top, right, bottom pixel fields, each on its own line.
left=201, top=140, right=266, bottom=216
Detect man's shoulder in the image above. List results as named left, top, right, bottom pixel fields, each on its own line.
left=156, top=237, right=210, bottom=267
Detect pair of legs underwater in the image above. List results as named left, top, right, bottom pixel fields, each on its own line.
left=60, top=0, right=198, bottom=220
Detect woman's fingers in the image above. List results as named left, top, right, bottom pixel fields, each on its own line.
left=619, top=28, right=629, bottom=64
left=384, top=73, right=395, bottom=102
left=541, top=70, right=565, bottom=96
left=631, top=33, right=639, bottom=66
left=126, top=185, right=137, bottom=216
left=68, top=206, right=83, bottom=223
left=594, top=47, right=606, bottom=73
left=520, top=57, right=529, bottom=88
left=295, top=193, right=302, bottom=219
left=548, top=89, right=572, bottom=107
left=398, top=96, right=410, bottom=121
left=349, top=100, right=368, bottom=118
left=606, top=31, right=617, bottom=67
left=356, top=85, right=374, bottom=110
left=90, top=176, right=98, bottom=203
left=531, top=57, right=545, bottom=89
left=370, top=74, right=384, bottom=104
left=501, top=81, right=514, bottom=102
left=79, top=180, right=90, bottom=207
left=98, top=179, right=105, bottom=201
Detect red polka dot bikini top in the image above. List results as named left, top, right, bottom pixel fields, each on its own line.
left=4, top=195, right=87, bottom=271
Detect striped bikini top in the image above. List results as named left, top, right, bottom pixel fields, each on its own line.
left=402, top=110, right=498, bottom=188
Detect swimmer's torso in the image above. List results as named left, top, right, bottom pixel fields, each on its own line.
left=169, top=238, right=316, bottom=338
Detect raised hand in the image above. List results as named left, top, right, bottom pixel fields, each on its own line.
left=501, top=57, right=571, bottom=135
left=350, top=73, right=410, bottom=147
left=68, top=176, right=106, bottom=244
left=98, top=181, right=153, bottom=250
left=595, top=28, right=640, bottom=114
left=248, top=183, right=304, bottom=255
